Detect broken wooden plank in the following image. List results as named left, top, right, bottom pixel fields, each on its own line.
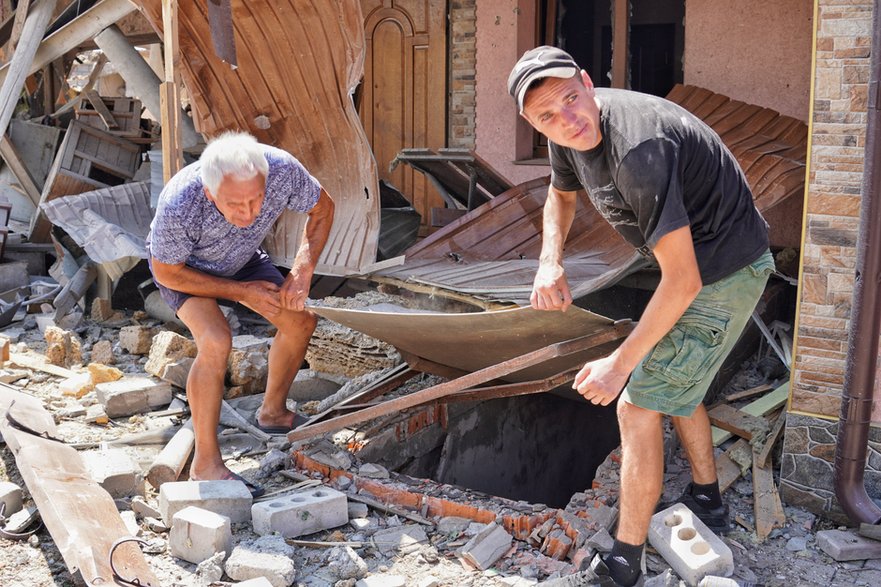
left=752, top=452, right=786, bottom=542
left=7, top=0, right=31, bottom=56
left=84, top=90, right=119, bottom=129
left=160, top=0, right=183, bottom=182
left=0, top=384, right=160, bottom=585
left=0, top=0, right=58, bottom=139
left=716, top=452, right=742, bottom=494
left=725, top=383, right=774, bottom=403
left=288, top=324, right=633, bottom=442
left=0, top=0, right=137, bottom=88
left=755, top=410, right=787, bottom=469
left=712, top=381, right=789, bottom=446
left=708, top=403, right=770, bottom=442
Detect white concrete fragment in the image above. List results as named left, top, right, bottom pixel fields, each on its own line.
left=95, top=376, right=173, bottom=418
left=372, top=524, right=429, bottom=554
left=0, top=481, right=23, bottom=516
left=251, top=486, right=347, bottom=537
left=326, top=545, right=368, bottom=580
left=648, top=503, right=734, bottom=586
left=169, top=506, right=232, bottom=565
left=348, top=502, right=369, bottom=518
left=459, top=521, right=513, bottom=571
left=159, top=480, right=252, bottom=525
left=225, top=535, right=296, bottom=587
left=81, top=448, right=143, bottom=498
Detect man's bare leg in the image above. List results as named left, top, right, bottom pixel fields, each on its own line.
left=671, top=403, right=717, bottom=484
left=615, top=400, right=665, bottom=544
left=177, top=297, right=233, bottom=480
left=255, top=309, right=317, bottom=429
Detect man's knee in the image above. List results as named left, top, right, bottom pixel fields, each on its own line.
left=617, top=399, right=662, bottom=431
left=277, top=309, right=317, bottom=337
left=193, top=322, right=233, bottom=363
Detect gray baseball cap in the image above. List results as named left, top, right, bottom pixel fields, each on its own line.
left=507, top=46, right=579, bottom=112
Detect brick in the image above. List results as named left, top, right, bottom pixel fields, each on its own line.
left=817, top=529, right=881, bottom=561
left=169, top=506, right=232, bottom=564
left=119, top=325, right=157, bottom=355
left=95, top=377, right=173, bottom=418
left=59, top=372, right=94, bottom=398
left=224, top=535, right=296, bottom=587
left=44, top=326, right=82, bottom=367
left=90, top=340, right=115, bottom=365
left=81, top=448, right=143, bottom=498
left=159, top=480, right=253, bottom=525
left=145, top=331, right=197, bottom=377
left=90, top=298, right=115, bottom=322
left=458, top=521, right=513, bottom=571
left=251, top=486, right=347, bottom=537
left=88, top=362, right=124, bottom=385
left=0, top=481, right=23, bottom=516
left=648, top=503, right=734, bottom=585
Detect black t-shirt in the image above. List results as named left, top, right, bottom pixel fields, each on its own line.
left=550, top=88, right=769, bottom=285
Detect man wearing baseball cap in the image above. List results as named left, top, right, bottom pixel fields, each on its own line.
left=509, top=46, right=774, bottom=586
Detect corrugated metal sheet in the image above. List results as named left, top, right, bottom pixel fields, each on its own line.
left=375, top=177, right=646, bottom=305
left=135, top=0, right=379, bottom=276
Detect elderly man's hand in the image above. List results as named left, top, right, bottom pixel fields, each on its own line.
left=530, top=262, right=573, bottom=311
left=243, top=280, right=283, bottom=317
left=280, top=270, right=311, bottom=312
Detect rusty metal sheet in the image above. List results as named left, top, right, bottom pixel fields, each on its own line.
left=207, top=0, right=237, bottom=67
left=134, top=0, right=378, bottom=276
left=311, top=303, right=631, bottom=382
left=0, top=385, right=159, bottom=586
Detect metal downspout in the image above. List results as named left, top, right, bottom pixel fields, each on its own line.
left=833, top=0, right=881, bottom=525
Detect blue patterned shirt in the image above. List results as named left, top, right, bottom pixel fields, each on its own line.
left=147, top=145, right=321, bottom=276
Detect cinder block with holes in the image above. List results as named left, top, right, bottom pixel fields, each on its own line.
left=648, top=503, right=734, bottom=586
left=251, top=486, right=348, bottom=537
left=169, top=506, right=232, bottom=564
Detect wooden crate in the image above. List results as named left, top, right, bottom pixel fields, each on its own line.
left=29, top=121, right=141, bottom=242
left=75, top=92, right=144, bottom=139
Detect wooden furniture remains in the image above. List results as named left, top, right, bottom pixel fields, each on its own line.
left=30, top=121, right=140, bottom=242
left=75, top=92, right=144, bottom=139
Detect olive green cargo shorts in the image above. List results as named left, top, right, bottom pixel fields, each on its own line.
left=620, top=250, right=775, bottom=417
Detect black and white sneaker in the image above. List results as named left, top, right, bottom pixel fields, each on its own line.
left=659, top=482, right=731, bottom=533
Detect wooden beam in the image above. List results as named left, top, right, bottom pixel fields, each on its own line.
left=160, top=0, right=183, bottom=182
left=708, top=404, right=770, bottom=442
left=0, top=0, right=137, bottom=88
left=755, top=410, right=787, bottom=469
left=8, top=0, right=31, bottom=55
left=725, top=383, right=774, bottom=403
left=83, top=90, right=119, bottom=129
left=0, top=0, right=57, bottom=139
left=611, top=0, right=628, bottom=88
left=752, top=452, right=786, bottom=542
left=712, top=381, right=789, bottom=446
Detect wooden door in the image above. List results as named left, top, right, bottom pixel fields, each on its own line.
left=360, top=0, right=447, bottom=232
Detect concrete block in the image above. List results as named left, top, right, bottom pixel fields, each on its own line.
left=58, top=372, right=93, bottom=398
left=145, top=331, right=197, bottom=377
left=158, top=358, right=193, bottom=388
left=169, top=506, right=233, bottom=564
left=817, top=529, right=881, bottom=561
left=131, top=496, right=162, bottom=519
left=0, top=481, right=23, bottom=516
left=372, top=524, right=429, bottom=555
left=648, top=503, right=734, bottom=586
left=225, top=535, right=296, bottom=587
left=90, top=340, right=115, bottom=365
left=120, top=510, right=141, bottom=536
left=159, top=480, right=252, bottom=525
left=252, top=486, right=347, bottom=538
left=228, top=341, right=269, bottom=391
left=95, top=376, right=173, bottom=418
left=81, top=448, right=144, bottom=498
left=459, top=521, right=514, bottom=571
left=119, top=325, right=157, bottom=355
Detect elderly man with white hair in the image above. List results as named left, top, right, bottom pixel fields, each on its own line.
left=146, top=131, right=335, bottom=496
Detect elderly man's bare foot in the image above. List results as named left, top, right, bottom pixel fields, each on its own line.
left=189, top=466, right=264, bottom=498
left=255, top=407, right=298, bottom=433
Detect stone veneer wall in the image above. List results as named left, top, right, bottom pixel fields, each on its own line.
left=449, top=0, right=477, bottom=150
left=782, top=0, right=878, bottom=519
left=781, top=414, right=881, bottom=523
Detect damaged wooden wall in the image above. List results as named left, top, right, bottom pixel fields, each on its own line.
left=134, top=0, right=380, bottom=276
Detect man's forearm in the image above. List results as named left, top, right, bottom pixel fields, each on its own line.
left=539, top=186, right=577, bottom=266
left=152, top=260, right=248, bottom=302
left=291, top=189, right=335, bottom=278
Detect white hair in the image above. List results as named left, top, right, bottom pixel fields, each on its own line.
left=200, top=131, right=269, bottom=194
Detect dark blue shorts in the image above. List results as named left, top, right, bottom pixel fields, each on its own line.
left=149, top=250, right=285, bottom=312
